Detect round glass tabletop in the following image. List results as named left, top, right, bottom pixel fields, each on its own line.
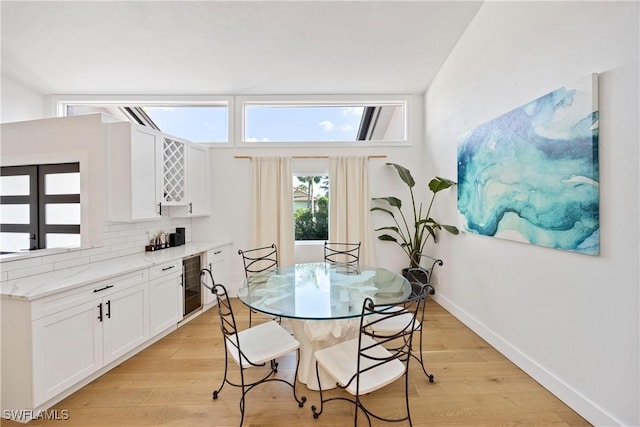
left=237, top=262, right=411, bottom=320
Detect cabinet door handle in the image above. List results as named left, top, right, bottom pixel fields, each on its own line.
left=157, top=202, right=162, bottom=216
left=162, top=265, right=176, bottom=271
left=208, top=262, right=212, bottom=271
left=188, top=202, right=192, bottom=214
left=98, top=303, right=103, bottom=322
left=180, top=274, right=184, bottom=287
left=214, top=250, right=222, bottom=255
left=106, top=300, right=111, bottom=319
left=93, top=284, right=114, bottom=293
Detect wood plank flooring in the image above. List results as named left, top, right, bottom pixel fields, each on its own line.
left=1, top=299, right=591, bottom=426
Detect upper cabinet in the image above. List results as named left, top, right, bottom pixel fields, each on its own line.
left=107, top=122, right=163, bottom=221
left=170, top=143, right=210, bottom=217
left=107, top=122, right=210, bottom=220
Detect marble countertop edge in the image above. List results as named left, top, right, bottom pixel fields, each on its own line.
left=1, top=240, right=231, bottom=301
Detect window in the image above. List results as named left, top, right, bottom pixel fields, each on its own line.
left=294, top=175, right=328, bottom=241
left=56, top=95, right=410, bottom=147
left=243, top=102, right=405, bottom=143
left=59, top=98, right=230, bottom=144
left=0, top=163, right=80, bottom=254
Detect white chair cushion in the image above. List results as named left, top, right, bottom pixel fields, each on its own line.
left=226, top=320, right=300, bottom=368
left=314, top=335, right=405, bottom=395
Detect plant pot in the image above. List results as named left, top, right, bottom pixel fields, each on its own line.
left=401, top=267, right=430, bottom=285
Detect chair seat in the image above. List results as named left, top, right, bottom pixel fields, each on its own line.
left=315, top=335, right=405, bottom=395
left=366, top=306, right=421, bottom=332
left=227, top=320, right=300, bottom=368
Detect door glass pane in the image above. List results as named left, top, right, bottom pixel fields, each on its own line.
left=45, top=172, right=80, bottom=195
left=0, top=175, right=30, bottom=196
left=0, top=204, right=30, bottom=224
left=46, top=233, right=81, bottom=248
left=45, top=204, right=80, bottom=225
left=0, top=232, right=31, bottom=253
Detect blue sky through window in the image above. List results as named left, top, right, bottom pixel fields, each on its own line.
left=245, top=105, right=364, bottom=142
left=143, top=106, right=228, bottom=142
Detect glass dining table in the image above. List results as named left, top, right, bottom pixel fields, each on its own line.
left=237, top=262, right=411, bottom=390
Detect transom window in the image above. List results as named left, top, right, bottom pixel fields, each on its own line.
left=55, top=96, right=409, bottom=147
left=62, top=101, right=230, bottom=144
left=244, top=102, right=405, bottom=143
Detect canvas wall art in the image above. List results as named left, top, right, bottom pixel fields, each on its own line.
left=457, top=74, right=599, bottom=255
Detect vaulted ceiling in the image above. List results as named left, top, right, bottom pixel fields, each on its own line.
left=1, top=1, right=482, bottom=95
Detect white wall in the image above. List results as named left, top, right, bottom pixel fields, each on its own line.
left=425, top=2, right=639, bottom=426
left=1, top=74, right=46, bottom=123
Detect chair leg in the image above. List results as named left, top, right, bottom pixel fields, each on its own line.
left=213, top=349, right=229, bottom=399
left=292, top=348, right=307, bottom=408
left=414, top=328, right=434, bottom=383
left=311, top=360, right=324, bottom=419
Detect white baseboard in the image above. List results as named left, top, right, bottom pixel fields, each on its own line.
left=432, top=293, right=622, bottom=427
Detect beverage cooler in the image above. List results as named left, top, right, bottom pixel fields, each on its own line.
left=182, top=254, right=202, bottom=317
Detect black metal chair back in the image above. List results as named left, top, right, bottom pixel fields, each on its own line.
left=238, top=244, right=278, bottom=279
left=237, top=244, right=279, bottom=326
left=201, top=269, right=242, bottom=361
left=324, top=241, right=361, bottom=267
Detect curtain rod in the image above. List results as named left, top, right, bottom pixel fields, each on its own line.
left=234, top=155, right=386, bottom=159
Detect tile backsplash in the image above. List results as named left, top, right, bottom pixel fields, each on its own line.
left=0, top=214, right=191, bottom=282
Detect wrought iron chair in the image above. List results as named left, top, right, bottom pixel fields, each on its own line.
left=311, top=287, right=428, bottom=427
left=323, top=241, right=361, bottom=272
left=200, top=268, right=306, bottom=426
left=238, top=244, right=280, bottom=326
left=366, top=271, right=436, bottom=382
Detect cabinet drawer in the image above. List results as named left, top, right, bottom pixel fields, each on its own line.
left=32, top=269, right=149, bottom=320
left=207, top=246, right=227, bottom=262
left=149, top=259, right=182, bottom=281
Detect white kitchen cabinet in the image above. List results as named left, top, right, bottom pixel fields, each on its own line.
left=149, top=259, right=183, bottom=336
left=102, top=281, right=149, bottom=364
left=31, top=299, right=103, bottom=406
left=170, top=142, right=210, bottom=217
left=4, top=269, right=149, bottom=416
left=107, top=122, right=163, bottom=221
left=202, top=244, right=231, bottom=306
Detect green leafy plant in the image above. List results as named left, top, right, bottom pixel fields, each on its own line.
left=371, top=163, right=459, bottom=268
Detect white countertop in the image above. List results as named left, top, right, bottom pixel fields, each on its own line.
left=1, top=240, right=231, bottom=301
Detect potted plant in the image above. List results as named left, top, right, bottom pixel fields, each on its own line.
left=371, top=163, right=459, bottom=280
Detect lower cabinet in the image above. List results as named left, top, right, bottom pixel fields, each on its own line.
left=149, top=259, right=183, bottom=336
left=32, top=299, right=104, bottom=406
left=30, top=277, right=149, bottom=408
left=202, top=244, right=231, bottom=306
left=102, top=281, right=149, bottom=364
left=1, top=246, right=229, bottom=421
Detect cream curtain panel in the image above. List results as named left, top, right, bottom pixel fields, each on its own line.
left=328, top=156, right=375, bottom=266
left=251, top=156, right=295, bottom=266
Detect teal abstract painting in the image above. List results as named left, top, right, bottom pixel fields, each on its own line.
left=457, top=74, right=599, bottom=255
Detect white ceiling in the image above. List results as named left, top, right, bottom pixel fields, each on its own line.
left=1, top=1, right=482, bottom=96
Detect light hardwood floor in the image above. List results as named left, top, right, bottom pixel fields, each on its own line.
left=2, top=299, right=591, bottom=426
